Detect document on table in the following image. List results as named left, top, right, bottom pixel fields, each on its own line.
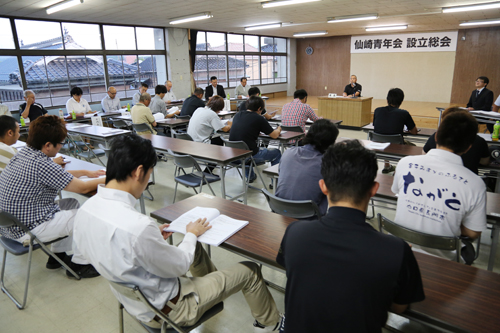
left=153, top=113, right=165, bottom=121
left=101, top=129, right=128, bottom=136
left=478, top=133, right=492, bottom=141
left=167, top=106, right=179, bottom=114
left=470, top=110, right=500, bottom=118
left=12, top=141, right=26, bottom=149
left=365, top=141, right=391, bottom=150
left=68, top=124, right=91, bottom=129
left=163, top=206, right=249, bottom=246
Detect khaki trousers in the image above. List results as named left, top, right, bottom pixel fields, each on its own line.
left=166, top=242, right=280, bottom=327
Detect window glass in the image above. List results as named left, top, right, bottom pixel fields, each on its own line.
left=207, top=55, right=227, bottom=88
left=22, top=56, right=51, bottom=107
left=275, top=56, right=287, bottom=83
left=276, top=38, right=286, bottom=53
left=84, top=55, right=107, bottom=102
left=194, top=55, right=208, bottom=88
left=103, top=25, right=136, bottom=50
left=62, top=22, right=102, bottom=49
left=206, top=32, right=225, bottom=51
left=261, top=55, right=274, bottom=84
left=0, top=56, right=23, bottom=111
left=107, top=55, right=126, bottom=99
left=136, top=27, right=164, bottom=50
left=0, top=18, right=15, bottom=49
left=227, top=34, right=243, bottom=52
left=16, top=20, right=62, bottom=50
left=46, top=56, right=70, bottom=106
left=228, top=55, right=244, bottom=87
left=196, top=31, right=206, bottom=51
left=244, top=35, right=259, bottom=52
left=244, top=55, right=260, bottom=86
left=261, top=37, right=275, bottom=52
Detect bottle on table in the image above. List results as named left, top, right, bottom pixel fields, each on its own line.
left=59, top=109, right=64, bottom=119
left=20, top=116, right=25, bottom=127
left=493, top=121, right=500, bottom=141
left=127, top=103, right=131, bottom=112
left=71, top=110, right=76, bottom=120
left=227, top=94, right=230, bottom=100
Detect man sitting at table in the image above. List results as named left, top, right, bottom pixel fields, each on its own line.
left=187, top=96, right=231, bottom=145
left=205, top=76, right=226, bottom=100
left=392, top=111, right=487, bottom=264
left=73, top=134, right=283, bottom=332
left=277, top=140, right=425, bottom=332
left=0, top=115, right=20, bottom=173
left=276, top=119, right=338, bottom=215
left=132, top=82, right=148, bottom=106
left=373, top=88, right=419, bottom=174
left=66, top=86, right=96, bottom=117
left=467, top=76, right=495, bottom=133
left=163, top=80, right=177, bottom=104
left=19, top=90, right=47, bottom=123
left=131, top=93, right=157, bottom=135
left=239, top=87, right=275, bottom=120
left=180, top=87, right=205, bottom=117
left=0, top=115, right=105, bottom=278
left=343, top=74, right=362, bottom=97
left=229, top=96, right=281, bottom=182
left=150, top=84, right=181, bottom=119
left=281, top=89, right=321, bottom=133
left=101, top=86, right=126, bottom=112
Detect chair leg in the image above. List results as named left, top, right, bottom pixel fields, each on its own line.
left=0, top=244, right=33, bottom=309
left=36, top=241, right=80, bottom=280
left=119, top=303, right=124, bottom=333
left=254, top=163, right=267, bottom=191
left=173, top=182, right=179, bottom=203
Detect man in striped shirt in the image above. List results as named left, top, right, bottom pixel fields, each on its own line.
left=281, top=89, right=322, bottom=133
left=0, top=115, right=20, bottom=173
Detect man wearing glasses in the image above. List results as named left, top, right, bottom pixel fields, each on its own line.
left=0, top=116, right=105, bottom=279
left=101, top=86, right=126, bottom=112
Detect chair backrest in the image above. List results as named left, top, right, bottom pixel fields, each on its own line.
left=281, top=125, right=303, bottom=133
left=220, top=137, right=250, bottom=150
left=175, top=115, right=191, bottom=120
left=377, top=214, right=461, bottom=256
left=174, top=133, right=194, bottom=141
left=261, top=188, right=322, bottom=219
left=167, top=149, right=200, bottom=170
left=368, top=131, right=404, bottom=144
left=111, top=119, right=129, bottom=129
left=0, top=210, right=22, bottom=229
left=132, top=123, right=153, bottom=134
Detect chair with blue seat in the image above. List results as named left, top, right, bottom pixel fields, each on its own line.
left=109, top=281, right=224, bottom=333
left=167, top=149, right=220, bottom=203
left=0, top=210, right=80, bottom=309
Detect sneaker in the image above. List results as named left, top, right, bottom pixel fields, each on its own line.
left=46, top=252, right=67, bottom=270
left=66, top=263, right=100, bottom=279
left=248, top=174, right=258, bottom=183
left=382, top=165, right=396, bottom=174
left=253, top=314, right=284, bottom=332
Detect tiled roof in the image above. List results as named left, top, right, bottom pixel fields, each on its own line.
left=195, top=56, right=246, bottom=71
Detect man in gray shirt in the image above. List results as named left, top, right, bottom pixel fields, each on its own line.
left=149, top=84, right=180, bottom=118
left=132, top=83, right=148, bottom=106
left=101, top=87, right=125, bottom=112
left=234, top=77, right=251, bottom=97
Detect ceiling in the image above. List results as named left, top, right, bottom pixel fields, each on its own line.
left=1, top=0, right=500, bottom=38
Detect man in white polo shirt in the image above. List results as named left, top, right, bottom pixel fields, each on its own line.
left=163, top=80, right=177, bottom=104
left=392, top=111, right=486, bottom=262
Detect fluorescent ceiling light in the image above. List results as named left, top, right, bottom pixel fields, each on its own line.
left=366, top=25, right=407, bottom=32
left=293, top=30, right=327, bottom=37
left=46, top=0, right=83, bottom=15
left=245, top=23, right=282, bottom=31
left=328, top=14, right=378, bottom=23
left=262, top=0, right=321, bottom=9
left=443, top=2, right=500, bottom=13
left=460, top=18, right=500, bottom=26
left=169, top=12, right=212, bottom=25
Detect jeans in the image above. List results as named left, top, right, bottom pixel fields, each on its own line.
left=246, top=148, right=281, bottom=178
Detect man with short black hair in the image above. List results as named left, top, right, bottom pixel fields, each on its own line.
left=0, top=115, right=20, bottom=173
left=281, top=89, right=321, bottom=133
left=187, top=95, right=231, bottom=145
left=180, top=87, right=205, bottom=117
left=20, top=90, right=47, bottom=122
left=235, top=77, right=251, bottom=97
left=133, top=83, right=149, bottom=106
left=392, top=111, right=487, bottom=262
left=467, top=76, right=494, bottom=112
left=73, top=134, right=283, bottom=332
left=230, top=96, right=281, bottom=182
left=0, top=115, right=105, bottom=278
left=239, top=87, right=276, bottom=120
left=343, top=75, right=362, bottom=97
left=373, top=88, right=418, bottom=173
left=277, top=140, right=425, bottom=332
left=150, top=84, right=180, bottom=118
left=205, top=76, right=226, bottom=99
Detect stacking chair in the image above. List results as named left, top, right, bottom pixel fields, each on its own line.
left=173, top=133, right=193, bottom=141
left=220, top=137, right=268, bottom=191
left=0, top=211, right=80, bottom=309
left=132, top=123, right=154, bottom=134
left=280, top=125, right=303, bottom=133
left=111, top=118, right=132, bottom=130
left=167, top=149, right=220, bottom=203
left=261, top=188, right=321, bottom=219
left=368, top=131, right=404, bottom=144
left=174, top=115, right=190, bottom=120
left=67, top=134, right=106, bottom=166
left=109, top=281, right=223, bottom=333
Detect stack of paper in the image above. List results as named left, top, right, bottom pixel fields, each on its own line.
left=168, top=106, right=179, bottom=115
left=365, top=141, right=391, bottom=150
left=154, top=113, right=165, bottom=121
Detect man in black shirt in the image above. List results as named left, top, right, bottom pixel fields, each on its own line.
left=229, top=96, right=281, bottom=182
left=467, top=76, right=495, bottom=132
left=238, top=87, right=276, bottom=120
left=180, top=87, right=205, bottom=117
left=343, top=75, right=362, bottom=97
left=19, top=90, right=47, bottom=122
left=276, top=140, right=425, bottom=333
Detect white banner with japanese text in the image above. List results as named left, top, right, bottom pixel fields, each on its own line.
left=351, top=31, right=458, bottom=53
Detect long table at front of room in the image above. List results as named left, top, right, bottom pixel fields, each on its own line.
left=151, top=193, right=500, bottom=333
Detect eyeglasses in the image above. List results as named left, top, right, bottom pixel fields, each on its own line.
left=58, top=141, right=66, bottom=145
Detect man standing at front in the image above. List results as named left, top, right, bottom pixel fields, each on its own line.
left=163, top=80, right=177, bottom=104
left=277, top=140, right=424, bottom=332
left=101, top=86, right=126, bottom=112
left=281, top=89, right=321, bottom=133
left=392, top=111, right=487, bottom=262
left=343, top=75, right=362, bottom=97
left=73, top=134, right=283, bottom=332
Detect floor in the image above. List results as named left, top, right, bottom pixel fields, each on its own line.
left=1, top=127, right=498, bottom=333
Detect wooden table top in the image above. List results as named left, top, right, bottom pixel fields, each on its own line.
left=362, top=123, right=436, bottom=136
left=140, top=134, right=252, bottom=164
left=318, top=96, right=373, bottom=102
left=260, top=130, right=305, bottom=142
left=156, top=118, right=190, bottom=126
left=360, top=139, right=425, bottom=157
left=66, top=123, right=131, bottom=138
left=152, top=193, right=500, bottom=333
left=269, top=116, right=343, bottom=126
left=263, top=164, right=279, bottom=177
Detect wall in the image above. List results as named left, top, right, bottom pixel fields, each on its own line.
left=296, top=36, right=351, bottom=96
left=166, top=28, right=192, bottom=100
left=451, top=27, right=500, bottom=105
left=351, top=52, right=456, bottom=103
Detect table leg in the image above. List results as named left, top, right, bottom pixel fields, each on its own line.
left=488, top=224, right=499, bottom=271
left=170, top=126, right=175, bottom=138
left=242, top=158, right=247, bottom=205
left=220, top=165, right=226, bottom=199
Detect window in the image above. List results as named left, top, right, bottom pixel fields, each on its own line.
left=1, top=17, right=167, bottom=110
left=194, top=31, right=287, bottom=88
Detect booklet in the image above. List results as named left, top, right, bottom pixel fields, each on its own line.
left=153, top=113, right=165, bottom=121
left=168, top=106, right=180, bottom=115
left=163, top=206, right=249, bottom=246
left=365, top=141, right=391, bottom=150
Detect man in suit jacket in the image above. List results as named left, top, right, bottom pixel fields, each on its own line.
left=467, top=76, right=494, bottom=111
left=205, top=76, right=226, bottom=100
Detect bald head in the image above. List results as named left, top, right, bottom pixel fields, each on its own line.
left=107, top=87, right=117, bottom=99
left=165, top=80, right=173, bottom=92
